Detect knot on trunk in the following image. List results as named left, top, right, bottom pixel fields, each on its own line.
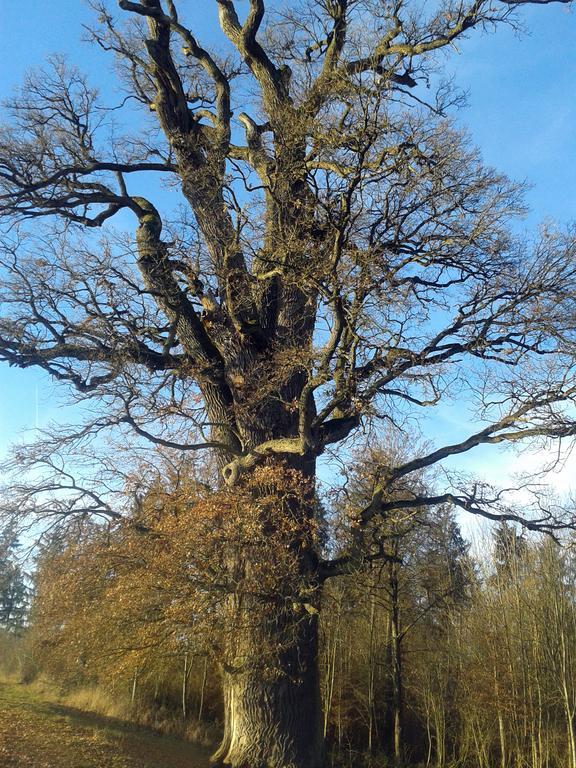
left=222, top=437, right=306, bottom=486
left=132, top=197, right=163, bottom=245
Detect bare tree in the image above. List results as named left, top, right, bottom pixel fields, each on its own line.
left=1, top=1, right=575, bottom=766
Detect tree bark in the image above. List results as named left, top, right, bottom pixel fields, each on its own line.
left=390, top=560, right=403, bottom=766
left=209, top=447, right=324, bottom=768
left=212, top=608, right=323, bottom=768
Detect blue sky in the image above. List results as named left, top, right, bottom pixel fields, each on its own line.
left=1, top=2, right=575, bottom=494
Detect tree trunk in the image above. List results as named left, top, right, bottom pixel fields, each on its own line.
left=390, top=560, right=403, bottom=766
left=182, top=652, right=189, bottom=720
left=198, top=655, right=208, bottom=722
left=368, top=589, right=376, bottom=754
left=209, top=449, right=324, bottom=768
left=211, top=609, right=323, bottom=768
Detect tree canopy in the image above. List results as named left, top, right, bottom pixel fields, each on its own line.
left=0, top=1, right=575, bottom=537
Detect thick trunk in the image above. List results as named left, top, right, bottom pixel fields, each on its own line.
left=204, top=376, right=322, bottom=767
left=212, top=609, right=323, bottom=768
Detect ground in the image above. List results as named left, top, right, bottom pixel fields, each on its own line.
left=0, top=682, right=210, bottom=768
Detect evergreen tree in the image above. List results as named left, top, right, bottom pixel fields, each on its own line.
left=0, top=526, right=29, bottom=632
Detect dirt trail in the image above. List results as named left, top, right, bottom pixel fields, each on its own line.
left=0, top=682, right=211, bottom=768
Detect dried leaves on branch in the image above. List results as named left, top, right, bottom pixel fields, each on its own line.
left=33, top=463, right=318, bottom=676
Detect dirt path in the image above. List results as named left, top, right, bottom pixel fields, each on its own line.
left=0, top=682, right=211, bottom=768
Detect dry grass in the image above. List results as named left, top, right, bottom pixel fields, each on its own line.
left=7, top=677, right=219, bottom=748
left=58, top=685, right=218, bottom=746
left=0, top=680, right=211, bottom=768
left=60, top=685, right=131, bottom=721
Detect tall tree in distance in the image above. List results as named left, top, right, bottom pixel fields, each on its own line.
left=0, top=1, right=575, bottom=766
left=0, top=526, right=28, bottom=633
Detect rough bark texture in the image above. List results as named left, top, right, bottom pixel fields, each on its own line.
left=210, top=448, right=323, bottom=768
left=213, top=612, right=323, bottom=768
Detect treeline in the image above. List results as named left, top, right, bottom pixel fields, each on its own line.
left=5, top=470, right=576, bottom=768
left=321, top=523, right=576, bottom=768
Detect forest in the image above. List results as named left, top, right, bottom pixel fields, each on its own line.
left=0, top=1, right=575, bottom=767
left=4, top=475, right=576, bottom=768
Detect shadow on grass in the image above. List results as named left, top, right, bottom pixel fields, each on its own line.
left=0, top=682, right=212, bottom=768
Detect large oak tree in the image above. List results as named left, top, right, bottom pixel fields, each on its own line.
left=1, top=1, right=575, bottom=766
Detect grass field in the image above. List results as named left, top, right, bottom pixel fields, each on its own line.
left=0, top=681, right=211, bottom=768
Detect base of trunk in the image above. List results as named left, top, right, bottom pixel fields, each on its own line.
left=212, top=615, right=323, bottom=768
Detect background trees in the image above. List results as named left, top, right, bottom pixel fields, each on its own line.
left=0, top=526, right=28, bottom=634
left=19, top=477, right=576, bottom=768
left=0, top=526, right=30, bottom=685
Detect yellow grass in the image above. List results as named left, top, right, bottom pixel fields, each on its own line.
left=0, top=680, right=210, bottom=768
